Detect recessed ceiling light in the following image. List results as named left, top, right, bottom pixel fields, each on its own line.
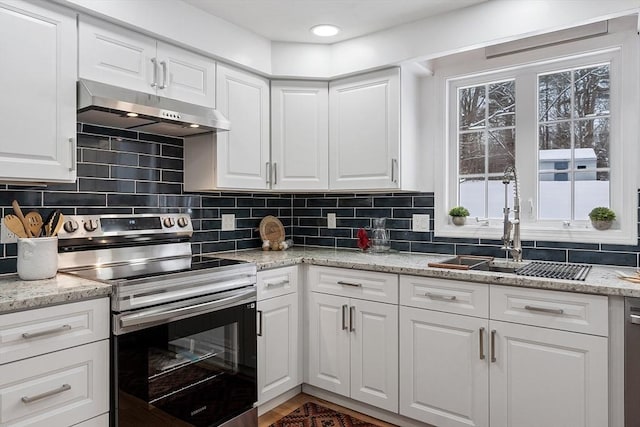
left=189, top=124, right=200, bottom=128
left=310, top=24, right=340, bottom=37
left=125, top=112, right=139, bottom=118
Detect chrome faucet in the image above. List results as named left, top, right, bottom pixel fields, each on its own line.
left=502, top=166, right=522, bottom=262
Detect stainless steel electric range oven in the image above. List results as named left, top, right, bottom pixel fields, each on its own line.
left=58, top=214, right=258, bottom=427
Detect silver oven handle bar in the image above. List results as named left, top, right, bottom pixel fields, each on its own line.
left=118, top=287, right=256, bottom=332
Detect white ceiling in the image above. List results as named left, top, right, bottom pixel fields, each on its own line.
left=182, top=0, right=488, bottom=44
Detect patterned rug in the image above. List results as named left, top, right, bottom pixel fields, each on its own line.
left=269, top=402, right=383, bottom=427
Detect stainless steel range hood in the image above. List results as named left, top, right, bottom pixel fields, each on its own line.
left=77, top=79, right=230, bottom=137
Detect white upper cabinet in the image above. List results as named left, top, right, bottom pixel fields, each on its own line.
left=215, top=64, right=270, bottom=189
left=79, top=16, right=215, bottom=107
left=329, top=67, right=425, bottom=191
left=271, top=81, right=329, bottom=190
left=0, top=0, right=76, bottom=183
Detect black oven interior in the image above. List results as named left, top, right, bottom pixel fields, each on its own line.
left=113, top=301, right=257, bottom=427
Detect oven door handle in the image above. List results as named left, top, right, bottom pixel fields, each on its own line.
left=119, top=288, right=256, bottom=330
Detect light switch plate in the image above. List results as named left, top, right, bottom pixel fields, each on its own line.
left=0, top=224, right=18, bottom=243
left=221, top=214, right=235, bottom=231
left=413, top=214, right=430, bottom=232
left=327, top=213, right=336, bottom=229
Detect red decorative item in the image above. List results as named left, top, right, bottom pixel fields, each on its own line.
left=357, top=228, right=370, bottom=251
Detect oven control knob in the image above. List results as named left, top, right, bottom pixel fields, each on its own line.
left=84, top=219, right=99, bottom=232
left=63, top=220, right=79, bottom=233
left=177, top=217, right=189, bottom=228
left=163, top=217, right=175, bottom=228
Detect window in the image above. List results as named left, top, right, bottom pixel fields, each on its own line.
left=434, top=20, right=638, bottom=245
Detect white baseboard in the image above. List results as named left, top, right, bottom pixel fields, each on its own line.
left=257, top=386, right=302, bottom=416
left=302, top=384, right=434, bottom=427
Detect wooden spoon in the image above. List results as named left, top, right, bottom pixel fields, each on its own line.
left=25, top=211, right=43, bottom=238
left=12, top=200, right=33, bottom=237
left=3, top=215, right=28, bottom=238
left=50, top=212, right=65, bottom=237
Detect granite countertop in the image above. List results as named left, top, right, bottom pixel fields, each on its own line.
left=0, top=273, right=112, bottom=314
left=211, top=247, right=640, bottom=298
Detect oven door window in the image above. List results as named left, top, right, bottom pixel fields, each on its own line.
left=115, top=302, right=256, bottom=427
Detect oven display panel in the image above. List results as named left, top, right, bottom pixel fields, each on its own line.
left=101, top=217, right=162, bottom=232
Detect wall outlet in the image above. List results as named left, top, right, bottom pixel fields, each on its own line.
left=221, top=214, right=235, bottom=231
left=327, top=213, right=336, bottom=229
left=0, top=224, right=18, bottom=244
left=412, top=214, right=430, bottom=232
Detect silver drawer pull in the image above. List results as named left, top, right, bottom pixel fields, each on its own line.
left=337, top=281, right=362, bottom=287
left=266, top=280, right=289, bottom=287
left=22, top=384, right=71, bottom=403
left=524, top=305, right=564, bottom=315
left=22, top=324, right=72, bottom=339
left=426, top=292, right=457, bottom=301
left=630, top=314, right=640, bottom=325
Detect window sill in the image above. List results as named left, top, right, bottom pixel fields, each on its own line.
left=435, top=221, right=636, bottom=246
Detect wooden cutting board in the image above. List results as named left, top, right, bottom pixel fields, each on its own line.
left=259, top=216, right=285, bottom=243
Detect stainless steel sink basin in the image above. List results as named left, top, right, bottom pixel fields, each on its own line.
left=428, top=255, right=494, bottom=270
left=473, top=262, right=517, bottom=274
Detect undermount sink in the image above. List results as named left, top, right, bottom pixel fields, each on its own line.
left=428, top=256, right=592, bottom=281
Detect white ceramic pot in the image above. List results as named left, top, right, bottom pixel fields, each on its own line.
left=451, top=216, right=466, bottom=226
left=17, top=237, right=58, bottom=281
left=591, top=220, right=612, bottom=231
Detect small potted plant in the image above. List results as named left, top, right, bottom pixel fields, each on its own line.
left=449, top=206, right=470, bottom=226
left=588, top=206, right=616, bottom=230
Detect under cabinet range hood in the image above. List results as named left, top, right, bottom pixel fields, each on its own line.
left=77, top=79, right=230, bottom=137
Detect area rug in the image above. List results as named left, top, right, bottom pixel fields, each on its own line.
left=269, top=402, right=384, bottom=427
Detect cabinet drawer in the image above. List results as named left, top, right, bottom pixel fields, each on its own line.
left=307, top=266, right=398, bottom=303
left=0, top=298, right=109, bottom=364
left=72, top=413, right=109, bottom=427
left=257, top=266, right=298, bottom=300
left=0, top=340, right=109, bottom=427
left=490, top=285, right=608, bottom=336
left=400, top=275, right=489, bottom=318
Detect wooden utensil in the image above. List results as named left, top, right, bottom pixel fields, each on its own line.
left=12, top=200, right=33, bottom=237
left=43, top=210, right=57, bottom=237
left=50, top=211, right=65, bottom=237
left=25, top=211, right=43, bottom=237
left=3, top=215, right=28, bottom=238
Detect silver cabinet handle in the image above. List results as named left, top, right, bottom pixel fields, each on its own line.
left=524, top=305, right=564, bottom=315
left=342, top=304, right=348, bottom=330
left=631, top=314, right=640, bottom=325
left=266, top=162, right=271, bottom=185
left=490, top=329, right=497, bottom=363
left=257, top=310, right=263, bottom=336
left=425, top=292, right=457, bottom=301
left=479, top=327, right=485, bottom=360
left=68, top=138, right=76, bottom=172
left=265, top=280, right=289, bottom=287
left=273, top=162, right=277, bottom=185
left=22, top=324, right=71, bottom=339
left=349, top=306, right=356, bottom=332
left=159, top=60, right=167, bottom=89
left=337, top=281, right=362, bottom=287
left=391, top=158, right=398, bottom=183
left=22, top=384, right=71, bottom=403
left=150, top=57, right=158, bottom=88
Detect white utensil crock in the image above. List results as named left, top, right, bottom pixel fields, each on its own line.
left=17, top=237, right=58, bottom=281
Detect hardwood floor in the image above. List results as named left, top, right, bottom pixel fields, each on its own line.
left=257, top=393, right=397, bottom=427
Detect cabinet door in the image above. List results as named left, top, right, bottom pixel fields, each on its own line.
left=350, top=299, right=398, bottom=413
left=157, top=42, right=215, bottom=107
left=271, top=81, right=328, bottom=190
left=257, top=293, right=300, bottom=405
left=0, top=1, right=76, bottom=182
left=216, top=64, right=270, bottom=189
left=307, top=292, right=350, bottom=397
left=399, top=307, right=489, bottom=427
left=79, top=15, right=156, bottom=95
left=329, top=68, right=400, bottom=190
left=490, top=320, right=608, bottom=427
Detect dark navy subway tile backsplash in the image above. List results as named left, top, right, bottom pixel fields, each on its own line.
left=0, top=123, right=639, bottom=274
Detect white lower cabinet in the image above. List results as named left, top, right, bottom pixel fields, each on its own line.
left=257, top=267, right=301, bottom=405
left=399, top=276, right=609, bottom=427
left=307, top=291, right=398, bottom=412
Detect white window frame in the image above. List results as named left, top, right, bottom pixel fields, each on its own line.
left=433, top=21, right=639, bottom=245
